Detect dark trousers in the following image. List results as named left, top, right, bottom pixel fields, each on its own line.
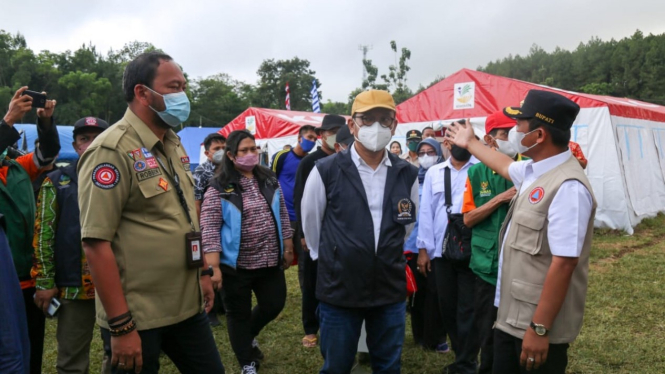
left=22, top=287, right=45, bottom=374
left=493, top=329, right=569, bottom=374
left=474, top=277, right=498, bottom=374
left=318, top=301, right=405, bottom=374
left=222, top=266, right=286, bottom=366
left=101, top=312, right=224, bottom=374
left=292, top=221, right=320, bottom=336
left=434, top=258, right=480, bottom=374
left=406, top=255, right=446, bottom=349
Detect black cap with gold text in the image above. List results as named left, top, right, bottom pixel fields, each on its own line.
left=503, top=90, right=580, bottom=129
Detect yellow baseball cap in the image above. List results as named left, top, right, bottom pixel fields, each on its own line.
left=351, top=90, right=396, bottom=115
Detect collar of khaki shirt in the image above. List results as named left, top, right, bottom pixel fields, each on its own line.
left=123, top=108, right=181, bottom=151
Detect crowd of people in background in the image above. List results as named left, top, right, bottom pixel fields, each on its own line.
left=0, top=50, right=596, bottom=374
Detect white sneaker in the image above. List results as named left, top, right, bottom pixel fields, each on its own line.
left=241, top=362, right=258, bottom=374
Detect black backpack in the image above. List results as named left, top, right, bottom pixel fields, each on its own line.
left=442, top=166, right=472, bottom=263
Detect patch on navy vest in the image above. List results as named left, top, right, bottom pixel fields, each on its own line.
left=396, top=198, right=415, bottom=222
left=92, top=163, right=120, bottom=189
left=136, top=168, right=162, bottom=182
left=529, top=187, right=545, bottom=204
left=58, top=174, right=71, bottom=186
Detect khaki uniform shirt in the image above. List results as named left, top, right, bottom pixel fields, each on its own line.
left=78, top=108, right=203, bottom=330
left=399, top=152, right=420, bottom=168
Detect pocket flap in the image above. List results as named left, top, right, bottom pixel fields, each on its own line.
left=512, top=210, right=546, bottom=230
left=510, top=279, right=543, bottom=304
left=138, top=179, right=169, bottom=199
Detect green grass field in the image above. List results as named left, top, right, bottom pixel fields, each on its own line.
left=41, top=214, right=665, bottom=373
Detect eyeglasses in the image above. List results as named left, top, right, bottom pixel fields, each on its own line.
left=353, top=115, right=395, bottom=129
left=418, top=150, right=437, bottom=157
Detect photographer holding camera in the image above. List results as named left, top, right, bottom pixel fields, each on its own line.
left=1, top=86, right=60, bottom=374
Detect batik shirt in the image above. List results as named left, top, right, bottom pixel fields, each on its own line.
left=193, top=160, right=216, bottom=201
left=31, top=177, right=95, bottom=300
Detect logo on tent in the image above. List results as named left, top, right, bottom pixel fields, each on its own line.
left=529, top=187, right=545, bottom=204
left=454, top=82, right=475, bottom=110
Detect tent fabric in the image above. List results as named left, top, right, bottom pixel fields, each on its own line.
left=220, top=108, right=350, bottom=156
left=394, top=68, right=665, bottom=234
left=13, top=124, right=77, bottom=160
left=176, top=127, right=222, bottom=170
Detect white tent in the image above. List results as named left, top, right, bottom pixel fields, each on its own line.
left=395, top=68, right=665, bottom=234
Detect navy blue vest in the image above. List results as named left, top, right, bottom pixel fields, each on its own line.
left=315, top=150, right=418, bottom=308
left=47, top=162, right=83, bottom=287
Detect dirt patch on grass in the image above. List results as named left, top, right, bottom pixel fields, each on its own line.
left=594, top=228, right=665, bottom=267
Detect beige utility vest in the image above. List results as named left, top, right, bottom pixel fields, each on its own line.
left=495, top=156, right=597, bottom=344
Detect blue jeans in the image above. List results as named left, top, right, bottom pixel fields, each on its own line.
left=318, top=301, right=405, bottom=374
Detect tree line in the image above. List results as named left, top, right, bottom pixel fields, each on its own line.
left=3, top=28, right=663, bottom=129
left=478, top=30, right=665, bottom=104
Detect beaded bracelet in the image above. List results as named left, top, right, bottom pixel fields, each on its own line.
left=109, top=320, right=137, bottom=337
left=109, top=316, right=133, bottom=330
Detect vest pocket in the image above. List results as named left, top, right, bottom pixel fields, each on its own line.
left=510, top=210, right=546, bottom=255
left=505, top=279, right=543, bottom=330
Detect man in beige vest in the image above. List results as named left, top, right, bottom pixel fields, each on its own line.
left=445, top=89, right=596, bottom=374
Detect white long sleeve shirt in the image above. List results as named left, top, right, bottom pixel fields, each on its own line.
left=417, top=156, right=479, bottom=260
left=301, top=145, right=419, bottom=260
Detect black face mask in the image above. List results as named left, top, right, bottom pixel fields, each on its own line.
left=450, top=145, right=472, bottom=162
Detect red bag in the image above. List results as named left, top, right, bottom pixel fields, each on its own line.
left=405, top=264, right=418, bottom=297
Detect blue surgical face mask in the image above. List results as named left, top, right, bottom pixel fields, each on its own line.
left=300, top=138, right=316, bottom=152
left=144, top=85, right=191, bottom=127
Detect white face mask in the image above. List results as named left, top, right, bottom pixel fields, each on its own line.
left=418, top=155, right=438, bottom=169
left=495, top=139, right=518, bottom=158
left=354, top=122, right=392, bottom=152
left=212, top=149, right=225, bottom=164
left=508, top=127, right=538, bottom=154
left=324, top=133, right=337, bottom=150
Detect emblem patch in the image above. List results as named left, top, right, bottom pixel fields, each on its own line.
left=127, top=152, right=134, bottom=160
left=133, top=160, right=147, bottom=172
left=92, top=163, right=120, bottom=189
left=58, top=174, right=71, bottom=186
left=180, top=156, right=190, bottom=164
left=85, top=117, right=97, bottom=126
left=158, top=178, right=169, bottom=191
left=132, top=149, right=142, bottom=160
left=136, top=168, right=162, bottom=182
left=529, top=187, right=545, bottom=204
left=146, top=157, right=158, bottom=169
left=397, top=198, right=414, bottom=221
left=141, top=148, right=153, bottom=158
left=479, top=181, right=492, bottom=197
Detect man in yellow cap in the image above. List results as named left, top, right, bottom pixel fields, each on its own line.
left=302, top=90, right=419, bottom=373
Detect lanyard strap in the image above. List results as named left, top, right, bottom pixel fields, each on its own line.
left=155, top=153, right=195, bottom=232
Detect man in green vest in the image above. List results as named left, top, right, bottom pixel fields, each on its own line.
left=460, top=111, right=519, bottom=374
left=0, top=86, right=60, bottom=374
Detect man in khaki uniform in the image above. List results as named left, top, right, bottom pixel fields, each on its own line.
left=78, top=51, right=224, bottom=374
left=446, top=90, right=596, bottom=374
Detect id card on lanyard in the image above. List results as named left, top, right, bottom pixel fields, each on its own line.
left=155, top=151, right=204, bottom=269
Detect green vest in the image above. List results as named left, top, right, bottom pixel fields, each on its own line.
left=467, top=162, right=513, bottom=286
left=0, top=160, right=36, bottom=280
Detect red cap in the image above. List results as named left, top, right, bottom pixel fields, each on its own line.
left=485, top=111, right=515, bottom=134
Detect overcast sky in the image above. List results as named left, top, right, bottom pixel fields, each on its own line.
left=2, top=0, right=664, bottom=103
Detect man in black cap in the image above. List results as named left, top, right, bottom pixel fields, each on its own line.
left=445, top=89, right=596, bottom=374
left=293, top=114, right=346, bottom=348
left=32, top=116, right=109, bottom=373
left=401, top=129, right=422, bottom=167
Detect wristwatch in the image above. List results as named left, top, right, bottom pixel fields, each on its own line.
left=530, top=321, right=548, bottom=336
left=200, top=266, right=214, bottom=277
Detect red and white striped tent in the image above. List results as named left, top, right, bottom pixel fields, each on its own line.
left=219, top=107, right=350, bottom=157
left=395, top=68, right=665, bottom=233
